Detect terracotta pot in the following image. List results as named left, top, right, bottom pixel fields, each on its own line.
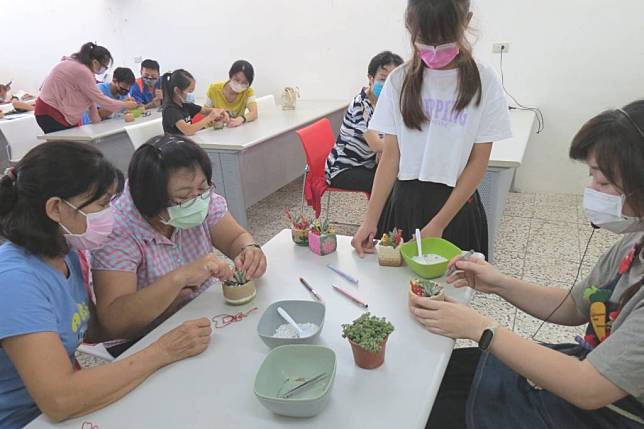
left=377, top=244, right=403, bottom=267
left=222, top=280, right=256, bottom=305
left=291, top=228, right=308, bottom=246
left=348, top=337, right=389, bottom=369
left=123, top=113, right=135, bottom=122
left=308, top=231, right=337, bottom=256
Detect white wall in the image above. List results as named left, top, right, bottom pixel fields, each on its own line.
left=1, top=0, right=124, bottom=91
left=2, top=0, right=643, bottom=194
left=112, top=0, right=411, bottom=101
left=471, top=0, right=644, bottom=194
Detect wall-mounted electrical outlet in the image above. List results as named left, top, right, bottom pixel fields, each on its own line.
left=134, top=56, right=143, bottom=63
left=492, top=42, right=510, bottom=54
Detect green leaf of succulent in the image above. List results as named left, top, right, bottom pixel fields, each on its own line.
left=341, top=312, right=394, bottom=353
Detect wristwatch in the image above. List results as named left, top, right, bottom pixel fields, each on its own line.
left=478, top=323, right=498, bottom=352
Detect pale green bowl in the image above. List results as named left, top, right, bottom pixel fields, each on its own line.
left=254, top=345, right=336, bottom=418
left=400, top=237, right=462, bottom=278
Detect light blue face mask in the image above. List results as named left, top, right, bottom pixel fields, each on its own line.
left=184, top=92, right=196, bottom=103
left=372, top=81, right=385, bottom=98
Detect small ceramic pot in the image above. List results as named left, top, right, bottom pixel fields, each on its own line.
left=348, top=336, right=389, bottom=369
left=308, top=231, right=337, bottom=256
left=377, top=244, right=403, bottom=267
left=291, top=228, right=308, bottom=246
left=213, top=121, right=225, bottom=130
left=222, top=280, right=256, bottom=305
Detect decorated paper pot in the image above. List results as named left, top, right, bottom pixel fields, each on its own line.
left=308, top=231, right=337, bottom=256
left=348, top=337, right=389, bottom=369
left=222, top=280, right=256, bottom=305
left=377, top=244, right=403, bottom=267
left=291, top=228, right=309, bottom=246
left=130, top=108, right=142, bottom=118
left=123, top=112, right=135, bottom=122
left=409, top=279, right=446, bottom=303
left=213, top=121, right=225, bottom=130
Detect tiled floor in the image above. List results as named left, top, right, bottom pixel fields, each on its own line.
left=77, top=180, right=620, bottom=366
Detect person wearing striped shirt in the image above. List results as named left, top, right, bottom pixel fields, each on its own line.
left=325, top=51, right=403, bottom=193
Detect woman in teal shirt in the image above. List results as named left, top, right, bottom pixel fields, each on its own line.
left=0, top=142, right=215, bottom=428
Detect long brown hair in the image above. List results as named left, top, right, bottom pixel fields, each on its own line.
left=570, top=100, right=644, bottom=308
left=401, top=0, right=481, bottom=131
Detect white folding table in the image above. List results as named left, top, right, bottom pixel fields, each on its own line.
left=28, top=231, right=474, bottom=429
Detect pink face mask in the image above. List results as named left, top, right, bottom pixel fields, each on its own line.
left=415, top=42, right=460, bottom=69
left=60, top=201, right=114, bottom=251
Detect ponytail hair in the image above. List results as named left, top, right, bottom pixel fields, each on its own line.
left=71, top=42, right=113, bottom=69
left=0, top=141, right=123, bottom=257
left=161, top=69, right=195, bottom=105
left=401, top=0, right=481, bottom=131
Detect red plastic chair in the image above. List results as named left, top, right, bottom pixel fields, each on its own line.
left=296, top=118, right=370, bottom=221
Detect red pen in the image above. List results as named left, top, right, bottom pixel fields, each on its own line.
left=332, top=284, right=368, bottom=308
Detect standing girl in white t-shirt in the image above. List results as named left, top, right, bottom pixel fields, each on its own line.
left=352, top=0, right=512, bottom=257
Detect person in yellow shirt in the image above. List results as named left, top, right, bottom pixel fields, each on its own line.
left=205, top=60, right=258, bottom=128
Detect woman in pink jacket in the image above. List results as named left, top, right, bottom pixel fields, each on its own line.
left=35, top=42, right=138, bottom=133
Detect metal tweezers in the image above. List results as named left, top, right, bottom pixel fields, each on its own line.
left=278, top=372, right=327, bottom=399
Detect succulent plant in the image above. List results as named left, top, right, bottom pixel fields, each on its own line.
left=223, top=269, right=249, bottom=287
left=310, top=218, right=335, bottom=236
left=341, top=313, right=394, bottom=353
left=410, top=279, right=444, bottom=297
left=380, top=228, right=403, bottom=247
left=284, top=208, right=311, bottom=230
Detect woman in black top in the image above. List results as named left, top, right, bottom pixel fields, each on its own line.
left=161, top=69, right=228, bottom=136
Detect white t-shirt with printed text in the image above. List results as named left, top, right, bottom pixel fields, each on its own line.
left=368, top=61, right=512, bottom=187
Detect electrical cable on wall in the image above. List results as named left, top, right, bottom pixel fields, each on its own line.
left=499, top=46, right=545, bottom=133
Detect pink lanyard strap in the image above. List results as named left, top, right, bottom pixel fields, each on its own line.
left=211, top=307, right=258, bottom=328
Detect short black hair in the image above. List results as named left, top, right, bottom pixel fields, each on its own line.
left=141, top=59, right=160, bottom=72
left=71, top=42, right=113, bottom=70
left=368, top=51, right=404, bottom=78
left=229, top=60, right=255, bottom=86
left=112, top=67, right=136, bottom=85
left=0, top=141, right=123, bottom=258
left=128, top=135, right=213, bottom=218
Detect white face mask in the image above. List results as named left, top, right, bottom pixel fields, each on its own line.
left=583, top=187, right=644, bottom=234
left=229, top=81, right=248, bottom=93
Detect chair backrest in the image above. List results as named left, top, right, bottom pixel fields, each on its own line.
left=125, top=118, right=164, bottom=149
left=0, top=115, right=42, bottom=163
left=255, top=94, right=276, bottom=112
left=296, top=118, right=336, bottom=180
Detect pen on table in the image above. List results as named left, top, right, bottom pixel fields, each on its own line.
left=326, top=264, right=359, bottom=285
left=299, top=277, right=324, bottom=303
left=332, top=284, right=368, bottom=308
left=446, top=250, right=475, bottom=278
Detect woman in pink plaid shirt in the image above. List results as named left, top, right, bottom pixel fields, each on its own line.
left=91, top=135, right=267, bottom=357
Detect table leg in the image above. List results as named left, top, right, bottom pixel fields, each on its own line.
left=93, top=131, right=135, bottom=176
left=218, top=151, right=248, bottom=228
left=479, top=167, right=516, bottom=263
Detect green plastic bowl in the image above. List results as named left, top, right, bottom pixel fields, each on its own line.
left=400, top=238, right=462, bottom=279
left=254, top=345, right=336, bottom=418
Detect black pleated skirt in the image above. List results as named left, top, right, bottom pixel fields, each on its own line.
left=377, top=180, right=488, bottom=256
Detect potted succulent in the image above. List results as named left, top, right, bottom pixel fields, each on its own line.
left=409, top=278, right=445, bottom=301
left=308, top=218, right=337, bottom=256
left=284, top=208, right=311, bottom=246
left=221, top=269, right=256, bottom=305
left=377, top=228, right=404, bottom=267
left=341, top=313, right=394, bottom=369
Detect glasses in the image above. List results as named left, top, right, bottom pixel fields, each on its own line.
left=169, top=185, right=213, bottom=209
